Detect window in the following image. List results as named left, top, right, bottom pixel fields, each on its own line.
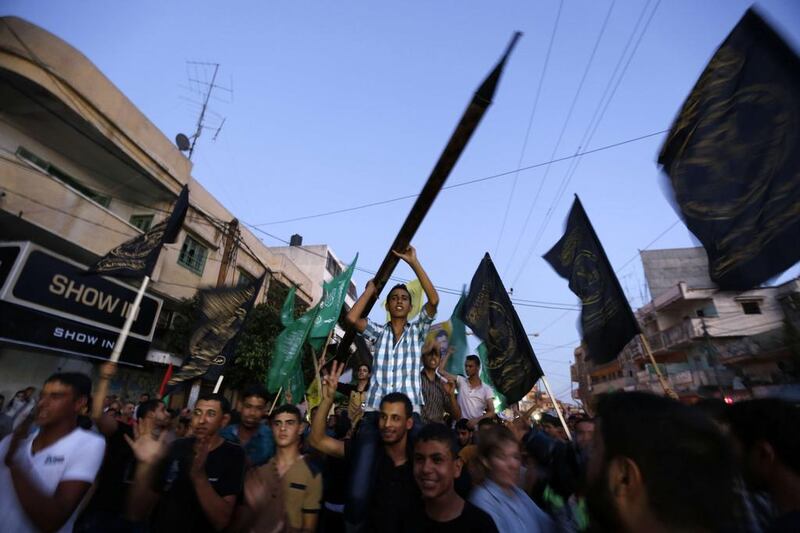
left=17, top=146, right=111, bottom=207
left=237, top=269, right=255, bottom=287
left=326, top=253, right=342, bottom=277
left=178, top=235, right=208, bottom=275
left=741, top=301, right=762, bottom=315
left=129, top=214, right=154, bottom=232
left=696, top=303, right=719, bottom=318
left=347, top=281, right=357, bottom=300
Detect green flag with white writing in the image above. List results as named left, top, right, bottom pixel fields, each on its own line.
left=309, top=254, right=358, bottom=352
left=267, top=288, right=318, bottom=394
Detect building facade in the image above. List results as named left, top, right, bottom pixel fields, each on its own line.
left=572, top=247, right=800, bottom=408
left=0, top=17, right=317, bottom=402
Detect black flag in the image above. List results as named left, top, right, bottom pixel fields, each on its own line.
left=544, top=197, right=640, bottom=365
left=88, top=185, right=189, bottom=278
left=658, top=9, right=800, bottom=290
left=168, top=274, right=264, bottom=387
left=460, top=253, right=543, bottom=405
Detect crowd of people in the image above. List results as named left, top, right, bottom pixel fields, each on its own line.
left=0, top=247, right=798, bottom=532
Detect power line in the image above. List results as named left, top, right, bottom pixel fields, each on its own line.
left=250, top=128, right=668, bottom=227
left=503, top=0, right=617, bottom=278
left=511, top=0, right=663, bottom=288
left=494, top=0, right=564, bottom=257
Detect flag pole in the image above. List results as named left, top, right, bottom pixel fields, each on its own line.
left=212, top=374, right=224, bottom=394
left=336, top=32, right=522, bottom=360
left=639, top=333, right=679, bottom=400
left=268, top=387, right=283, bottom=416
left=109, top=275, right=150, bottom=364
left=539, top=375, right=573, bottom=441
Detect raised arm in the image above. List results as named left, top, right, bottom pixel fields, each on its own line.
left=308, top=361, right=345, bottom=458
left=346, top=280, right=377, bottom=333
left=437, top=346, right=457, bottom=383
left=393, top=246, right=439, bottom=315
left=92, top=362, right=119, bottom=437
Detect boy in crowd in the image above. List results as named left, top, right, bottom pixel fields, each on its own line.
left=221, top=384, right=274, bottom=468
left=127, top=393, right=245, bottom=532
left=234, top=404, right=322, bottom=532
left=409, top=423, right=498, bottom=532
left=0, top=373, right=105, bottom=533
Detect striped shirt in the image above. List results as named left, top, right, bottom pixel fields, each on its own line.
left=361, top=306, right=435, bottom=411
left=420, top=370, right=449, bottom=424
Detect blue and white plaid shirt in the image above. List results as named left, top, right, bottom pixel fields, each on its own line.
left=361, top=306, right=435, bottom=412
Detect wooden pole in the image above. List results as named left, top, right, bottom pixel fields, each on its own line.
left=268, top=387, right=283, bottom=416
left=540, top=375, right=572, bottom=441
left=336, top=32, right=521, bottom=360
left=639, top=333, right=679, bottom=400
left=212, top=374, right=224, bottom=394
left=109, top=275, right=150, bottom=363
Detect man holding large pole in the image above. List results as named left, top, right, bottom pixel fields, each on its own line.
left=343, top=245, right=438, bottom=532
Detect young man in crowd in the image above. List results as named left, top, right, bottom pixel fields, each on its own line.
left=728, top=398, right=800, bottom=533
left=126, top=393, right=245, bottom=532
left=344, top=244, right=438, bottom=532
left=234, top=404, right=322, bottom=532
left=310, top=360, right=421, bottom=533
left=439, top=354, right=494, bottom=429
left=574, top=417, right=595, bottom=454
left=78, top=362, right=171, bottom=532
left=0, top=373, right=106, bottom=533
left=221, top=384, right=274, bottom=468
left=420, top=339, right=460, bottom=425
left=409, top=423, right=498, bottom=532
left=586, top=391, right=735, bottom=532
left=455, top=418, right=473, bottom=450
left=133, top=392, right=150, bottom=421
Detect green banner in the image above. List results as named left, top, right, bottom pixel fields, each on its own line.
left=309, top=254, right=358, bottom=351
left=445, top=292, right=469, bottom=376
left=267, top=288, right=318, bottom=394
left=477, top=342, right=507, bottom=411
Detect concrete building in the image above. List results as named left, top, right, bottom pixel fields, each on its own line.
left=572, top=247, right=800, bottom=407
left=0, top=17, right=316, bottom=402
left=270, top=239, right=358, bottom=344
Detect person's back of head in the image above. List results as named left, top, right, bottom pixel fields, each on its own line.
left=727, top=398, right=800, bottom=490
left=588, top=391, right=735, bottom=532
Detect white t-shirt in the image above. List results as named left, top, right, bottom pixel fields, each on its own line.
left=0, top=427, right=106, bottom=533
left=456, top=375, right=494, bottom=420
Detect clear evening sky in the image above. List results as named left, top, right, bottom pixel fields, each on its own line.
left=6, top=0, right=800, bottom=402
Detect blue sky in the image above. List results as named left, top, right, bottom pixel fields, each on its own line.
left=6, top=1, right=799, bottom=402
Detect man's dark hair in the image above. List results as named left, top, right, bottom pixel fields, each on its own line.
left=388, top=283, right=412, bottom=304
left=595, top=392, right=734, bottom=530
left=137, top=399, right=163, bottom=419
left=140, top=393, right=151, bottom=400
left=416, top=423, right=459, bottom=456
left=455, top=418, right=471, bottom=432
left=241, top=384, right=269, bottom=403
left=380, top=392, right=413, bottom=419
left=271, top=403, right=302, bottom=422
left=476, top=417, right=497, bottom=430
left=45, top=372, right=91, bottom=401
left=465, top=354, right=481, bottom=367
left=727, top=398, right=800, bottom=475
left=196, top=393, right=232, bottom=414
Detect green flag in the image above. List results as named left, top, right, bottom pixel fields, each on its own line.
left=477, top=342, right=508, bottom=411
left=284, top=364, right=306, bottom=406
left=309, top=254, right=358, bottom=351
left=267, top=288, right=318, bottom=394
left=445, top=293, right=469, bottom=376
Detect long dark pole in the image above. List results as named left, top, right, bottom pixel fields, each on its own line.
left=337, top=32, right=522, bottom=359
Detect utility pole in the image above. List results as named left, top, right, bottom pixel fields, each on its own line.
left=216, top=218, right=239, bottom=287
left=701, top=318, right=726, bottom=398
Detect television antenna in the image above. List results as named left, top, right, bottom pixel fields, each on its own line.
left=175, top=61, right=232, bottom=159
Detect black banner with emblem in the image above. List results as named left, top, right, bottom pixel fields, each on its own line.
left=544, top=197, right=640, bottom=365
left=658, top=9, right=800, bottom=290
left=460, top=253, right=543, bottom=405
left=168, top=275, right=263, bottom=386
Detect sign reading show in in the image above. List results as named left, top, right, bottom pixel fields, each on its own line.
left=0, top=242, right=163, bottom=366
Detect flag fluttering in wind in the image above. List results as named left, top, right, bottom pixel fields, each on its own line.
left=543, top=197, right=640, bottom=365
left=460, top=253, right=543, bottom=405
left=88, top=185, right=189, bottom=278
left=477, top=342, right=507, bottom=411
left=658, top=8, right=800, bottom=290
left=444, top=293, right=470, bottom=376
left=309, top=255, right=358, bottom=352
left=167, top=274, right=263, bottom=386
left=266, top=287, right=318, bottom=396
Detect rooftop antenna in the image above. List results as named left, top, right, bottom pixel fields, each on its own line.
left=175, top=61, right=232, bottom=159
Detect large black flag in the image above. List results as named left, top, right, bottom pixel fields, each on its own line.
left=88, top=185, right=189, bottom=278
left=460, top=253, right=543, bottom=405
left=544, top=197, right=640, bottom=365
left=659, top=9, right=800, bottom=290
left=168, top=274, right=264, bottom=387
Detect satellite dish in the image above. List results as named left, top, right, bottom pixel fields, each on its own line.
left=175, top=133, right=191, bottom=151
